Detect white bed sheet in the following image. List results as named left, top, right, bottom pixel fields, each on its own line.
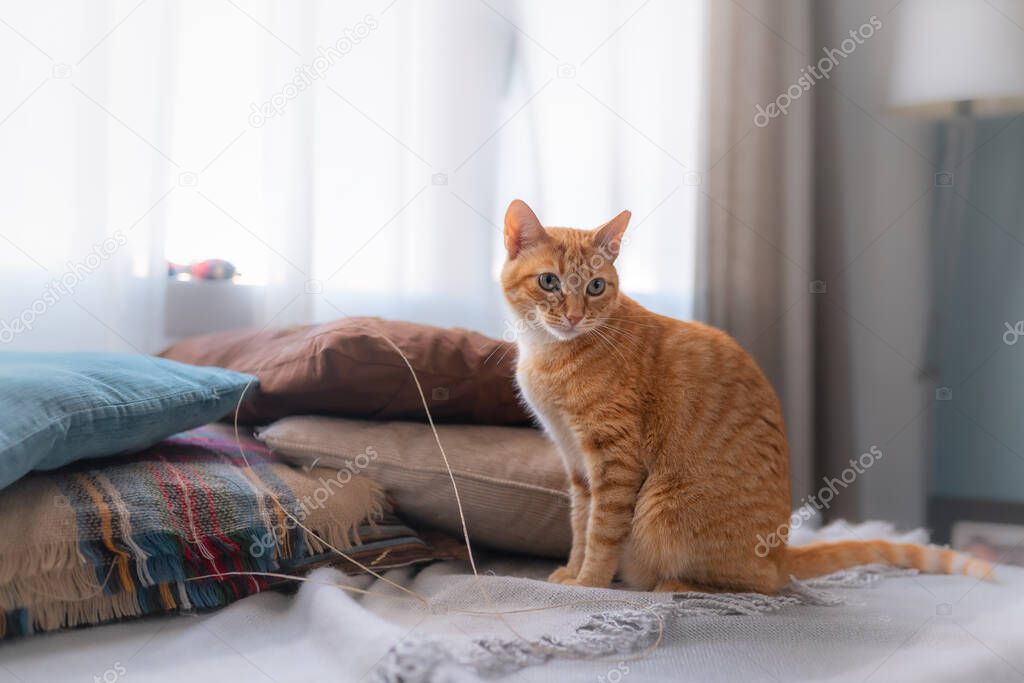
left=2, top=529, right=1023, bottom=683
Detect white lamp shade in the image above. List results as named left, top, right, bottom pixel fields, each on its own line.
left=889, top=0, right=1024, bottom=117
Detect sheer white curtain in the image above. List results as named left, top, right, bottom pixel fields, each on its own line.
left=0, top=0, right=703, bottom=352
left=0, top=0, right=173, bottom=353
left=309, top=0, right=705, bottom=335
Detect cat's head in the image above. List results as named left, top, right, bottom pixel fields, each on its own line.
left=500, top=199, right=630, bottom=342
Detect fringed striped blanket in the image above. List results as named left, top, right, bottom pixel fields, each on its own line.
left=0, top=424, right=441, bottom=638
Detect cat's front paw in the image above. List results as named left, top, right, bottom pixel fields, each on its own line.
left=548, top=566, right=578, bottom=584
left=564, top=573, right=611, bottom=589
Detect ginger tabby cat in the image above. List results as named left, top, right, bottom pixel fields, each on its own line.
left=501, top=199, right=992, bottom=593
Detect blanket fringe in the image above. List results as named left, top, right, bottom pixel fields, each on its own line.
left=1, top=516, right=368, bottom=635
left=370, top=566, right=899, bottom=683
left=0, top=539, right=85, bottom=586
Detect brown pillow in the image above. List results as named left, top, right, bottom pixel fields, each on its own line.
left=257, top=415, right=571, bottom=558
left=158, top=317, right=532, bottom=426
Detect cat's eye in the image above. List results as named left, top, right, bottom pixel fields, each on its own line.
left=538, top=272, right=561, bottom=292
left=586, top=278, right=606, bottom=296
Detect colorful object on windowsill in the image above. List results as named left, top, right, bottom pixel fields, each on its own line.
left=167, top=258, right=237, bottom=281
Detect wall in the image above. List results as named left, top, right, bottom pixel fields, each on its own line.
left=932, top=115, right=1024, bottom=504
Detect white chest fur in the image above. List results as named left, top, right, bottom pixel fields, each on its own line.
left=515, top=341, right=588, bottom=479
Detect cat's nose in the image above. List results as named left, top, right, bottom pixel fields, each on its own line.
left=566, top=314, right=583, bottom=327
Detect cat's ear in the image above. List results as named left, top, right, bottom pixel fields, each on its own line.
left=593, top=210, right=631, bottom=259
left=504, top=199, right=548, bottom=259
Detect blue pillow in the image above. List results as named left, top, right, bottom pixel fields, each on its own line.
left=0, top=352, right=256, bottom=490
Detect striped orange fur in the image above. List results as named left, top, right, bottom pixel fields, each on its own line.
left=501, top=199, right=993, bottom=593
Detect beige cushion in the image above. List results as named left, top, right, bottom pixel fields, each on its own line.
left=258, top=416, right=572, bottom=558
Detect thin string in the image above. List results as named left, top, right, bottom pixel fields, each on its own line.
left=20, top=559, right=119, bottom=603
left=379, top=335, right=480, bottom=579
left=379, top=331, right=532, bottom=648
left=8, top=319, right=662, bottom=663
left=186, top=569, right=666, bottom=663
left=187, top=570, right=420, bottom=604
left=228, top=369, right=431, bottom=608
left=196, top=319, right=666, bottom=665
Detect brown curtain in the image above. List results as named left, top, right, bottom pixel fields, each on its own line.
left=698, top=0, right=815, bottom=505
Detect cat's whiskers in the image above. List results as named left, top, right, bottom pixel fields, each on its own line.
left=491, top=342, right=515, bottom=368
left=601, top=320, right=659, bottom=331
left=600, top=315, right=661, bottom=329
left=591, top=322, right=645, bottom=356
left=587, top=325, right=632, bottom=366
left=597, top=319, right=646, bottom=341
left=481, top=342, right=504, bottom=367
left=592, top=333, right=641, bottom=362
left=581, top=327, right=615, bottom=362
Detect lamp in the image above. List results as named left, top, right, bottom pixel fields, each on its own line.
left=888, top=0, right=1024, bottom=119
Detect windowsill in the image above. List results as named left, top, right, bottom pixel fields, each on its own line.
left=165, top=278, right=262, bottom=339
left=167, top=276, right=264, bottom=287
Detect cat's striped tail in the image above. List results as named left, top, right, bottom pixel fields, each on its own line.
left=784, top=540, right=994, bottom=581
